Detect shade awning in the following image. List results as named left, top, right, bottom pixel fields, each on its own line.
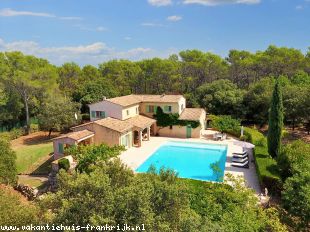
left=125, top=115, right=156, bottom=130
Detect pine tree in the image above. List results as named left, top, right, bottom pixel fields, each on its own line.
left=267, top=80, right=284, bottom=158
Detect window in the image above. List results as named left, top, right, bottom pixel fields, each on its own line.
left=100, top=111, right=105, bottom=118
left=136, top=107, right=138, bottom=114
left=126, top=110, right=129, bottom=116
left=91, top=111, right=105, bottom=119
left=164, top=105, right=172, bottom=113
left=96, top=111, right=105, bottom=118
left=181, top=104, right=184, bottom=111
left=147, top=105, right=155, bottom=113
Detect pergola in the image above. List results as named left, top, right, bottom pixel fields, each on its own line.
left=126, top=115, right=156, bottom=147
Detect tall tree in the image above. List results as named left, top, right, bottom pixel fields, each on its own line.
left=0, top=52, right=58, bottom=134
left=38, top=94, right=81, bottom=137
left=58, top=62, right=81, bottom=97
left=197, top=79, right=244, bottom=117
left=267, top=80, right=284, bottom=158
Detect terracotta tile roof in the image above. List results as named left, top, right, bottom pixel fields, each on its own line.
left=105, top=94, right=184, bottom=107
left=135, top=94, right=184, bottom=103
left=54, top=130, right=94, bottom=141
left=179, top=108, right=205, bottom=121
left=94, top=117, right=133, bottom=133
left=106, top=95, right=141, bottom=107
left=71, top=121, right=94, bottom=130
left=125, top=115, right=156, bottom=130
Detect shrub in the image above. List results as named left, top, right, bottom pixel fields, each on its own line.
left=0, top=128, right=24, bottom=141
left=210, top=115, right=241, bottom=134
left=0, top=139, right=17, bottom=185
left=154, top=107, right=200, bottom=128
left=244, top=127, right=282, bottom=194
left=278, top=140, right=310, bottom=179
left=282, top=172, right=310, bottom=229
left=30, top=124, right=39, bottom=133
left=65, top=144, right=125, bottom=173
left=81, top=113, right=90, bottom=121
left=58, top=158, right=70, bottom=171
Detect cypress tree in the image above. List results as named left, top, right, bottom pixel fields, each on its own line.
left=267, top=80, right=284, bottom=159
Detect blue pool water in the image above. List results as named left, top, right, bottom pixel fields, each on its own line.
left=136, top=141, right=227, bottom=182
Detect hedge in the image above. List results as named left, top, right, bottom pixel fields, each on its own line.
left=209, top=117, right=283, bottom=194
left=243, top=127, right=282, bottom=194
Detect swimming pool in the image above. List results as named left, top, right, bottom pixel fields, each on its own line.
left=136, top=141, right=227, bottom=182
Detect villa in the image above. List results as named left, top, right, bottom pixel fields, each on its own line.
left=53, top=94, right=206, bottom=159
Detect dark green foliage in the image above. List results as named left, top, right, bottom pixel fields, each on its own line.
left=282, top=172, right=310, bottom=229
left=0, top=139, right=17, bottom=185
left=278, top=141, right=310, bottom=229
left=73, top=78, right=119, bottom=113
left=1, top=46, right=310, bottom=130
left=198, top=80, right=244, bottom=117
left=0, top=187, right=40, bottom=226
left=65, top=144, right=125, bottom=173
left=38, top=94, right=81, bottom=136
left=58, top=158, right=70, bottom=171
left=242, top=127, right=282, bottom=194
left=41, top=160, right=287, bottom=232
left=210, top=115, right=240, bottom=133
left=278, top=140, right=310, bottom=179
left=154, top=107, right=200, bottom=128
left=267, top=80, right=284, bottom=158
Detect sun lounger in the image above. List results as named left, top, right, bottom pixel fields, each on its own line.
left=232, top=160, right=249, bottom=168
left=233, top=152, right=248, bottom=159
left=232, top=150, right=247, bottom=156
left=232, top=157, right=248, bottom=163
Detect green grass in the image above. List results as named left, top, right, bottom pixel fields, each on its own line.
left=18, top=176, right=47, bottom=188
left=13, top=142, right=53, bottom=174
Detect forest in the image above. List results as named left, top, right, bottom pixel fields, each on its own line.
left=0, top=46, right=310, bottom=231
left=1, top=45, right=310, bottom=134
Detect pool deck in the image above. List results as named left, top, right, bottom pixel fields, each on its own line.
left=119, top=130, right=261, bottom=195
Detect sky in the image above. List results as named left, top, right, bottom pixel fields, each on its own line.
left=0, top=0, right=309, bottom=66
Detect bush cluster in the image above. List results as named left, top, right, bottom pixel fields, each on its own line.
left=154, top=107, right=200, bottom=129
left=58, top=158, right=70, bottom=171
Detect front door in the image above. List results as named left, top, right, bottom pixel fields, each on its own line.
left=186, top=125, right=192, bottom=138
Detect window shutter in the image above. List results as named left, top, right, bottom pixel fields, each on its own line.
left=91, top=111, right=96, bottom=118
left=164, top=105, right=169, bottom=112
left=146, top=105, right=150, bottom=113
left=58, top=143, right=64, bottom=154
left=100, top=111, right=105, bottom=118
left=154, top=106, right=158, bottom=113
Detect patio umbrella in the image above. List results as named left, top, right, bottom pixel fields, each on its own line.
left=233, top=141, right=255, bottom=149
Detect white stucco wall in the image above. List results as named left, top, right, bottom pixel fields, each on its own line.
left=178, top=97, right=186, bottom=115
left=122, top=104, right=140, bottom=120
left=89, top=101, right=123, bottom=121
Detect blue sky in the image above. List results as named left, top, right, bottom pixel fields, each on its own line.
left=0, top=0, right=309, bottom=65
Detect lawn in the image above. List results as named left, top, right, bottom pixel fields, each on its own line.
left=14, top=143, right=53, bottom=174
left=11, top=132, right=55, bottom=174
left=18, top=175, right=48, bottom=189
